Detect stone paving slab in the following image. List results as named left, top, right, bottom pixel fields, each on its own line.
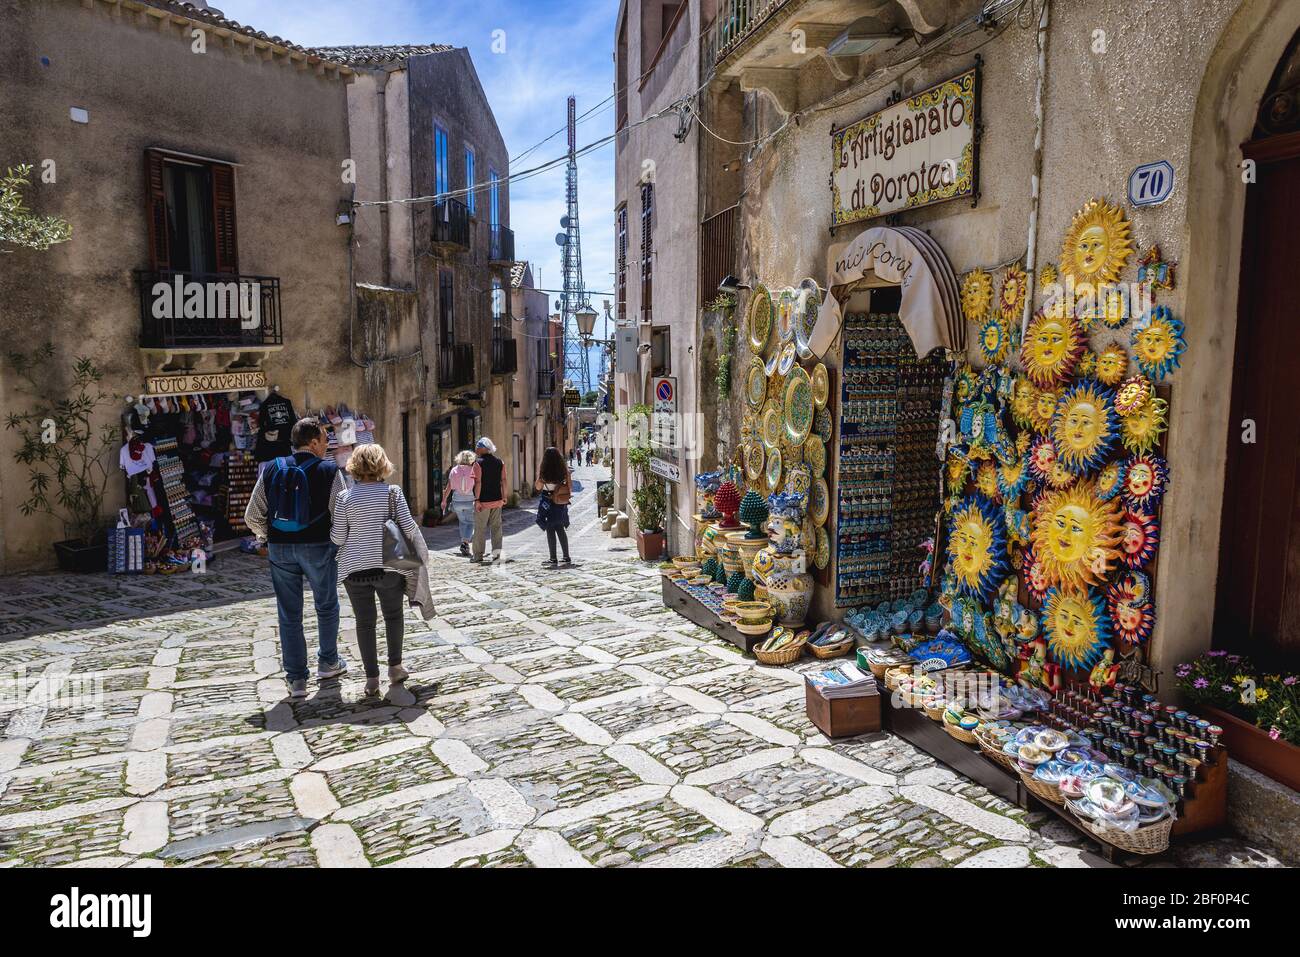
left=0, top=466, right=1285, bottom=868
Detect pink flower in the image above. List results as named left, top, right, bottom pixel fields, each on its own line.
left=1221, top=684, right=1233, bottom=692
left=1176, top=665, right=1192, bottom=678
left=1194, top=678, right=1209, bottom=689
left=1207, top=650, right=1227, bottom=657
left=1269, top=727, right=1281, bottom=741
left=1285, top=676, right=1297, bottom=686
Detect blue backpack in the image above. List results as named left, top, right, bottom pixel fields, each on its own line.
left=268, top=456, right=315, bottom=532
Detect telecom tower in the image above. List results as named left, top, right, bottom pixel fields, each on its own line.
left=557, top=94, right=591, bottom=394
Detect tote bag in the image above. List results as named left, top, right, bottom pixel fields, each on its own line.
left=383, top=486, right=424, bottom=570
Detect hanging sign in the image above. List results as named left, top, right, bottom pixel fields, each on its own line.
left=1127, top=160, right=1175, bottom=208
left=563, top=388, right=581, bottom=408
left=649, top=457, right=680, bottom=483
left=831, top=65, right=978, bottom=227
left=146, top=370, right=267, bottom=395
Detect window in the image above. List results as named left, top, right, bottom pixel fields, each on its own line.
left=640, top=182, right=654, bottom=322
left=491, top=277, right=504, bottom=331
left=145, top=149, right=237, bottom=274
left=615, top=204, right=628, bottom=324
left=489, top=168, right=500, bottom=227
left=434, top=124, right=450, bottom=196
left=464, top=146, right=476, bottom=214
left=651, top=326, right=670, bottom=378
left=438, top=270, right=454, bottom=347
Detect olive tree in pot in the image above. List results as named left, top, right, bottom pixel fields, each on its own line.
left=5, top=345, right=117, bottom=572
left=627, top=404, right=666, bottom=561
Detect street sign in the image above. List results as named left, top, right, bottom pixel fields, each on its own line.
left=1127, top=160, right=1175, bottom=208
left=651, top=375, right=678, bottom=482
left=563, top=388, right=581, bottom=408
left=649, top=457, right=680, bottom=482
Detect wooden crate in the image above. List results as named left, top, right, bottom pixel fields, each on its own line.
left=805, top=682, right=881, bottom=737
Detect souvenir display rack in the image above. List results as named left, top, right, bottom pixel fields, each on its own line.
left=152, top=436, right=198, bottom=542
left=224, top=450, right=257, bottom=534
left=835, top=309, right=946, bottom=606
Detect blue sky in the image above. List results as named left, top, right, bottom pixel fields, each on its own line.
left=217, top=0, right=618, bottom=325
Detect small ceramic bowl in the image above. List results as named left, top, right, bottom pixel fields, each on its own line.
left=1018, top=744, right=1051, bottom=766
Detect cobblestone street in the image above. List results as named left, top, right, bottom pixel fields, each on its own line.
left=0, top=470, right=1283, bottom=868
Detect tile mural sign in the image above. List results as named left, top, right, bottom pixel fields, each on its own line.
left=831, top=66, right=978, bottom=228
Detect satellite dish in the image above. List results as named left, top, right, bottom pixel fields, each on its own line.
left=554, top=233, right=567, bottom=246
left=560, top=215, right=571, bottom=229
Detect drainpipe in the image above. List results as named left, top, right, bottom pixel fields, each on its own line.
left=1020, top=0, right=1051, bottom=344
left=377, top=73, right=391, bottom=288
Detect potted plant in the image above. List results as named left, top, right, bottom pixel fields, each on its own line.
left=1175, top=650, right=1300, bottom=790
left=5, top=345, right=117, bottom=572
left=627, top=421, right=666, bottom=561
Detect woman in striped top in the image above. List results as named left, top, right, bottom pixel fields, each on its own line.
left=331, top=444, right=430, bottom=696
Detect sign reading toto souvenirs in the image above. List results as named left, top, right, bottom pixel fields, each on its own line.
left=146, top=370, right=267, bottom=396
left=831, top=66, right=978, bottom=227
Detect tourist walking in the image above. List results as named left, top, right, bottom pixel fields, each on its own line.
left=441, top=449, right=478, bottom=557
left=245, top=418, right=348, bottom=698
left=471, top=436, right=505, bottom=564
left=331, top=444, right=431, bottom=697
left=535, top=446, right=573, bottom=568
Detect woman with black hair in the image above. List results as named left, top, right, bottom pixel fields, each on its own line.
left=535, top=446, right=573, bottom=568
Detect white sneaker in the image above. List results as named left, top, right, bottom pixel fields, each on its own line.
left=389, top=664, right=409, bottom=685
left=286, top=679, right=308, bottom=699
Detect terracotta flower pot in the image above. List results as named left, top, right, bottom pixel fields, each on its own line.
left=1204, top=705, right=1300, bottom=792
left=636, top=529, right=665, bottom=561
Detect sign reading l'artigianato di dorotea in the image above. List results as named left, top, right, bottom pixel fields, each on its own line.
left=831, top=66, right=978, bottom=228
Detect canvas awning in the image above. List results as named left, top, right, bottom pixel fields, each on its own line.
left=810, top=225, right=965, bottom=359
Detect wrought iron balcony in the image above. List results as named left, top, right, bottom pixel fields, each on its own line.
left=136, top=270, right=282, bottom=349
left=439, top=342, right=475, bottom=390
left=432, top=198, right=470, bottom=251
left=537, top=368, right=555, bottom=397
left=491, top=336, right=517, bottom=375
left=713, top=0, right=790, bottom=66
left=489, top=224, right=514, bottom=263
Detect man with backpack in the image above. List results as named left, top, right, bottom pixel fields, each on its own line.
left=245, top=418, right=349, bottom=697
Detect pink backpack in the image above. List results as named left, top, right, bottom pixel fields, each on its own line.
left=448, top=464, right=476, bottom=495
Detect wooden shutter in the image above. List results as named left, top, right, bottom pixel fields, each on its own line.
left=144, top=150, right=170, bottom=271
left=212, top=163, right=239, bottom=274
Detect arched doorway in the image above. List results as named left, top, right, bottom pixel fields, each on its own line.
left=1214, top=28, right=1300, bottom=669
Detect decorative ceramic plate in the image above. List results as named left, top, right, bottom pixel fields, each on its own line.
left=814, top=526, right=830, bottom=570
left=744, top=441, right=764, bottom=481
left=765, top=446, right=783, bottom=492
left=747, top=284, right=772, bottom=354
left=802, top=512, right=816, bottom=551
left=783, top=367, right=814, bottom=445
left=815, top=407, right=833, bottom=444
left=777, top=288, right=796, bottom=343
left=764, top=351, right=779, bottom=377
left=762, top=407, right=782, bottom=449
left=777, top=341, right=797, bottom=376
left=744, top=357, right=767, bottom=409
left=811, top=363, right=830, bottom=409
left=810, top=477, right=830, bottom=525
left=740, top=412, right=756, bottom=440
left=803, top=435, right=826, bottom=477
left=785, top=465, right=811, bottom=497
left=781, top=435, right=803, bottom=467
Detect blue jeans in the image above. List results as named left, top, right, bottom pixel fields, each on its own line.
left=451, top=497, right=475, bottom=541
left=267, top=542, right=341, bottom=682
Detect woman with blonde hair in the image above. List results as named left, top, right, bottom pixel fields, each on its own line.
left=441, top=449, right=478, bottom=557
left=332, top=443, right=430, bottom=696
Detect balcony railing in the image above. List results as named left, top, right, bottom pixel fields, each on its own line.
left=491, top=335, right=517, bottom=375
left=489, top=224, right=514, bottom=263
left=700, top=205, right=738, bottom=306
left=432, top=198, right=470, bottom=250
left=439, top=342, right=475, bottom=390
left=713, top=0, right=790, bottom=66
left=136, top=270, right=282, bottom=349
left=537, top=368, right=555, bottom=397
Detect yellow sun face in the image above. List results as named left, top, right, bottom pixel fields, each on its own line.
left=946, top=454, right=969, bottom=489
left=1030, top=387, right=1061, bottom=433
left=952, top=512, right=995, bottom=586
left=961, top=269, right=993, bottom=322
left=1120, top=396, right=1168, bottom=455
left=1021, top=311, right=1084, bottom=388
left=1039, top=263, right=1058, bottom=290
left=999, top=264, right=1028, bottom=320
left=976, top=461, right=1000, bottom=499
left=1011, top=377, right=1036, bottom=428
left=1061, top=199, right=1134, bottom=287
left=1096, top=346, right=1128, bottom=386
left=1049, top=590, right=1094, bottom=646
left=1043, top=586, right=1109, bottom=668
left=1061, top=400, right=1101, bottom=454
left=1031, top=483, right=1123, bottom=589
left=1134, top=323, right=1175, bottom=366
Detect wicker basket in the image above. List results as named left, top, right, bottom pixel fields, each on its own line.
left=884, top=666, right=911, bottom=691
left=1019, top=769, right=1066, bottom=806
left=942, top=716, right=979, bottom=745
left=754, top=638, right=806, bottom=666
left=866, top=659, right=892, bottom=679
left=923, top=699, right=946, bottom=721
left=810, top=638, right=854, bottom=660
left=975, top=732, right=1020, bottom=773
left=1066, top=803, right=1173, bottom=855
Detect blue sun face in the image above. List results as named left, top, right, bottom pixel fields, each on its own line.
left=1096, top=459, right=1127, bottom=501
left=1051, top=380, right=1119, bottom=476
left=947, top=495, right=1010, bottom=605
left=1131, top=306, right=1186, bottom=381
left=1043, top=586, right=1111, bottom=668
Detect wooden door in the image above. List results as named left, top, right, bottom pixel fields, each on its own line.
left=1214, top=131, right=1300, bottom=668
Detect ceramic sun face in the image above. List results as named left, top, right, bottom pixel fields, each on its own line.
left=1010, top=376, right=1036, bottom=430
left=1030, top=481, right=1124, bottom=589
left=946, top=452, right=970, bottom=490
left=997, top=454, right=1029, bottom=500
left=1113, top=376, right=1152, bottom=416
left=1060, top=199, right=1134, bottom=288
left=1095, top=344, right=1129, bottom=387
left=979, top=317, right=1011, bottom=366
left=999, top=263, right=1029, bottom=322
left=976, top=461, right=1001, bottom=500
left=961, top=268, right=994, bottom=323
left=1122, top=453, right=1169, bottom=511
left=1051, top=380, right=1119, bottom=476
left=1107, top=570, right=1155, bottom=645
left=1028, top=436, right=1058, bottom=483
left=954, top=366, right=979, bottom=404
left=1096, top=459, right=1127, bottom=501
left=1120, top=394, right=1169, bottom=455
left=1022, top=546, right=1050, bottom=602
left=1119, top=508, right=1160, bottom=568
left=1043, top=586, right=1112, bottom=668
left=1076, top=349, right=1098, bottom=379
left=1131, top=306, right=1186, bottom=381
left=1021, top=310, right=1086, bottom=388
left=1039, top=263, right=1058, bottom=291
left=948, top=495, right=1011, bottom=604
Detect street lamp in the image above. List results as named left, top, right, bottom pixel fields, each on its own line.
left=576, top=303, right=598, bottom=340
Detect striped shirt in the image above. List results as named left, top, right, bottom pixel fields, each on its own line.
left=330, top=482, right=430, bottom=581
